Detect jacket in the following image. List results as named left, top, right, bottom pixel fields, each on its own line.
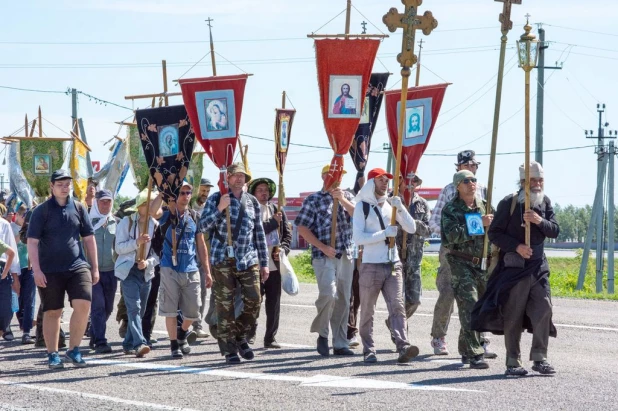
left=441, top=194, right=491, bottom=262
left=91, top=215, right=118, bottom=272
left=114, top=213, right=159, bottom=282
left=352, top=179, right=416, bottom=264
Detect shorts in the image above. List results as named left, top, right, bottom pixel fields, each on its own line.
left=39, top=267, right=93, bottom=312
left=158, top=267, right=201, bottom=321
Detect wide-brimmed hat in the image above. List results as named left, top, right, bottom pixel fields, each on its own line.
left=455, top=150, right=481, bottom=166
left=227, top=163, right=252, bottom=182
left=125, top=188, right=159, bottom=212
left=248, top=178, right=276, bottom=200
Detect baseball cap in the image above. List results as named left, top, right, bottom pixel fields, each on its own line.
left=453, top=170, right=475, bottom=186
left=367, top=168, right=393, bottom=180
left=51, top=169, right=73, bottom=182
left=95, top=189, right=113, bottom=200
left=200, top=178, right=214, bottom=187
left=321, top=165, right=347, bottom=175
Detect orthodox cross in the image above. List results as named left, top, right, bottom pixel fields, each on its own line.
left=495, top=0, right=522, bottom=34
left=361, top=21, right=367, bottom=34
left=383, top=0, right=438, bottom=68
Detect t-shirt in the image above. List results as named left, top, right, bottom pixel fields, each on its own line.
left=11, top=222, right=28, bottom=269
left=27, top=197, right=94, bottom=274
left=159, top=209, right=199, bottom=272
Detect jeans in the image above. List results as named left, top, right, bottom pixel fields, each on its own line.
left=91, top=270, right=117, bottom=346
left=0, top=274, right=14, bottom=333
left=142, top=265, right=160, bottom=341
left=121, top=265, right=151, bottom=350
left=18, top=268, right=36, bottom=334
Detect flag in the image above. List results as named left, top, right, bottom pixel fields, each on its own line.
left=179, top=74, right=249, bottom=194
left=314, top=39, right=380, bottom=190
left=135, top=105, right=196, bottom=203
left=187, top=152, right=204, bottom=188
left=274, top=108, right=296, bottom=206
left=127, top=124, right=150, bottom=191
left=19, top=138, right=68, bottom=198
left=349, top=72, right=390, bottom=194
left=385, top=83, right=449, bottom=204
left=102, top=138, right=130, bottom=195
left=70, top=135, right=91, bottom=201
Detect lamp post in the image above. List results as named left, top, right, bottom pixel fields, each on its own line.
left=516, top=17, right=539, bottom=246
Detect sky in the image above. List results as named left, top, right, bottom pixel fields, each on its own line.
left=1, top=0, right=617, bottom=208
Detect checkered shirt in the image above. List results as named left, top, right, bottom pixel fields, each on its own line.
left=294, top=190, right=355, bottom=260
left=199, top=192, right=269, bottom=271
left=429, top=182, right=487, bottom=235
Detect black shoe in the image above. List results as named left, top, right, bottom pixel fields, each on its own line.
left=225, top=353, right=241, bottom=364
left=179, top=342, right=191, bottom=355
left=89, top=338, right=95, bottom=350
left=178, top=328, right=197, bottom=345
left=171, top=348, right=183, bottom=359
left=363, top=352, right=378, bottom=363
left=21, top=334, right=34, bottom=345
left=237, top=340, right=254, bottom=360
left=317, top=336, right=329, bottom=357
left=2, top=331, right=14, bottom=341
left=505, top=366, right=529, bottom=376
left=461, top=355, right=470, bottom=364
left=470, top=354, right=489, bottom=369
left=333, top=347, right=355, bottom=356
left=95, top=344, right=113, bottom=354
left=264, top=340, right=281, bottom=349
left=532, top=361, right=556, bottom=375
left=397, top=344, right=420, bottom=363
left=58, top=338, right=67, bottom=349
left=35, top=337, right=46, bottom=348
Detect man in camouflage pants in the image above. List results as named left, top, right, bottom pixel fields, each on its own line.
left=441, top=170, right=494, bottom=369
left=199, top=163, right=269, bottom=365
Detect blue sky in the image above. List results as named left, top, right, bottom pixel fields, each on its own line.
left=1, top=0, right=616, bottom=207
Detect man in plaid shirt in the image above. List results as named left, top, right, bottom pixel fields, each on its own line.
left=295, top=165, right=356, bottom=357
left=427, top=150, right=495, bottom=360
left=199, top=163, right=269, bottom=365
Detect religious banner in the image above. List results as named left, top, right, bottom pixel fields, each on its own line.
left=314, top=39, right=380, bottom=190
left=349, top=72, right=390, bottom=194
left=8, top=142, right=35, bottom=207
left=127, top=124, right=150, bottom=191
left=19, top=138, right=68, bottom=198
left=102, top=138, right=130, bottom=195
left=187, top=152, right=204, bottom=188
left=179, top=74, right=249, bottom=194
left=274, top=108, right=296, bottom=205
left=385, top=83, right=449, bottom=204
left=135, top=105, right=196, bottom=203
left=70, top=135, right=91, bottom=201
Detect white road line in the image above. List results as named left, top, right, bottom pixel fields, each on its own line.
left=86, top=359, right=483, bottom=393
left=281, top=303, right=618, bottom=332
left=0, top=380, right=200, bottom=411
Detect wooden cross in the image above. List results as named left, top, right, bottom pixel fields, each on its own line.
left=383, top=0, right=438, bottom=68
left=495, top=0, right=522, bottom=34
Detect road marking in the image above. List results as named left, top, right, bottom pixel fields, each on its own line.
left=86, top=359, right=483, bottom=393
left=0, top=380, right=200, bottom=411
left=281, top=303, right=618, bottom=332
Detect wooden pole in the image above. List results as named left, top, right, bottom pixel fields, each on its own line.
left=344, top=0, right=352, bottom=35
left=139, top=176, right=153, bottom=260
left=38, top=106, right=42, bottom=138
left=162, top=60, right=169, bottom=106
left=282, top=91, right=286, bottom=109
left=29, top=120, right=37, bottom=137
left=24, top=115, right=28, bottom=138
left=207, top=18, right=217, bottom=76
left=524, top=69, right=531, bottom=246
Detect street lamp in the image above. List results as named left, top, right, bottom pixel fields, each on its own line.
left=516, top=17, right=539, bottom=246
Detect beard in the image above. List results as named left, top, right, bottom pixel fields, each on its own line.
left=518, top=189, right=544, bottom=208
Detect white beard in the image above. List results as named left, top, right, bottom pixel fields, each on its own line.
left=518, top=189, right=544, bottom=208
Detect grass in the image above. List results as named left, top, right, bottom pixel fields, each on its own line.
left=290, top=250, right=618, bottom=301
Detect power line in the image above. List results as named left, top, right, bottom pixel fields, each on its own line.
left=543, top=23, right=618, bottom=38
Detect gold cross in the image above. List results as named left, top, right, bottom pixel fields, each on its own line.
left=495, top=0, right=522, bottom=34
left=383, top=0, right=438, bottom=68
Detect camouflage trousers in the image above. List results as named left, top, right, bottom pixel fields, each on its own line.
left=402, top=246, right=423, bottom=319
left=212, top=260, right=261, bottom=355
left=446, top=255, right=487, bottom=358
left=430, top=245, right=455, bottom=339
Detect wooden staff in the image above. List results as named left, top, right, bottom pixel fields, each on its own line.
left=138, top=176, right=153, bottom=261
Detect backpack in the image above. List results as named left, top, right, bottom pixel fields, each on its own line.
left=487, top=193, right=518, bottom=274
left=151, top=208, right=198, bottom=257
left=361, top=201, right=388, bottom=245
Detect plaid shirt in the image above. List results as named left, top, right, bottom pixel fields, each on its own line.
left=294, top=190, right=355, bottom=260
left=199, top=192, right=269, bottom=271
left=429, top=182, right=487, bottom=235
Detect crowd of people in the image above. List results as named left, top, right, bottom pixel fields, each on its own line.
left=0, top=149, right=559, bottom=376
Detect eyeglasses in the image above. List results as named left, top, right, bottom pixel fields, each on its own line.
left=462, top=178, right=477, bottom=184
left=179, top=191, right=192, bottom=196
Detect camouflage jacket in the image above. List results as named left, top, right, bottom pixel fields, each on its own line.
left=396, top=193, right=431, bottom=259
left=440, top=195, right=492, bottom=259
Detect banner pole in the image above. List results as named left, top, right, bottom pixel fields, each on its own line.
left=139, top=176, right=153, bottom=261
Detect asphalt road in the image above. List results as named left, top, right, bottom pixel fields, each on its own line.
left=1, top=285, right=617, bottom=411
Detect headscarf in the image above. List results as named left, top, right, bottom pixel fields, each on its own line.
left=89, top=198, right=113, bottom=232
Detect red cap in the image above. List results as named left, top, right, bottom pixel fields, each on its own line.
left=367, top=168, right=393, bottom=180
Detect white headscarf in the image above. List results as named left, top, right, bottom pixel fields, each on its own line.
left=89, top=197, right=113, bottom=232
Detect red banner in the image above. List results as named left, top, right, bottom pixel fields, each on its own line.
left=179, top=74, right=249, bottom=193
left=385, top=83, right=449, bottom=204
left=315, top=39, right=380, bottom=190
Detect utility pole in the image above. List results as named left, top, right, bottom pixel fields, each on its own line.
left=577, top=104, right=617, bottom=293
left=383, top=143, right=394, bottom=175
left=71, top=88, right=78, bottom=134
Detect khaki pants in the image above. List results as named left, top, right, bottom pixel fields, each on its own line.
left=310, top=255, right=353, bottom=350
left=431, top=245, right=455, bottom=338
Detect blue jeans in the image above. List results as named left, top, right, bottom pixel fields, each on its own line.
left=18, top=268, right=36, bottom=334
left=91, top=270, right=117, bottom=346
left=0, top=274, right=13, bottom=333
left=121, top=265, right=151, bottom=350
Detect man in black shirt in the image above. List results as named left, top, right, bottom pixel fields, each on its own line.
left=27, top=170, right=99, bottom=369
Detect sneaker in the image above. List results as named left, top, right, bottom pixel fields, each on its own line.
left=21, top=334, right=34, bottom=345
left=119, top=320, right=128, bottom=338
left=171, top=348, right=183, bottom=359
left=2, top=331, right=14, bottom=342
left=65, top=347, right=87, bottom=368
left=469, top=354, right=489, bottom=369
left=348, top=336, right=360, bottom=348
left=237, top=340, right=254, bottom=360
left=317, top=336, right=329, bottom=357
left=397, top=344, right=420, bottom=363
left=333, top=347, right=355, bottom=356
left=505, top=366, right=529, bottom=376
left=122, top=347, right=134, bottom=355
left=482, top=342, right=498, bottom=359
left=264, top=340, right=281, bottom=349
left=47, top=352, right=64, bottom=369
left=461, top=355, right=470, bottom=365
left=95, top=344, right=113, bottom=354
left=363, top=352, right=378, bottom=363
left=135, top=345, right=151, bottom=358
left=194, top=328, right=209, bottom=338
left=179, top=342, right=191, bottom=355
left=225, top=353, right=241, bottom=364
left=178, top=328, right=197, bottom=345
left=431, top=337, right=449, bottom=355
left=532, top=361, right=556, bottom=375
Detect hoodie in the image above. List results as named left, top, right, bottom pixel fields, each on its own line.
left=352, top=179, right=416, bottom=264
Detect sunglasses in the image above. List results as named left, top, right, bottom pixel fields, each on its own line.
left=179, top=191, right=193, bottom=196
left=462, top=178, right=477, bottom=184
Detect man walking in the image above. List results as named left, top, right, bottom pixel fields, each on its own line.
left=295, top=165, right=355, bottom=357
left=352, top=168, right=419, bottom=363
left=200, top=163, right=269, bottom=364
left=248, top=177, right=292, bottom=349
left=12, top=205, right=35, bottom=344
left=27, top=170, right=99, bottom=369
